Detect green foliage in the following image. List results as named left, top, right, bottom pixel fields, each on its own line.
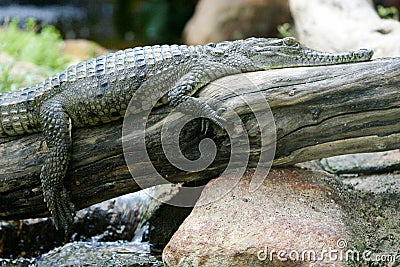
left=0, top=64, right=13, bottom=92
left=0, top=18, right=69, bottom=71
left=0, top=18, right=71, bottom=92
left=277, top=22, right=295, bottom=38
left=115, top=0, right=197, bottom=43
left=373, top=211, right=400, bottom=244
left=377, top=5, right=399, bottom=20
left=136, top=0, right=169, bottom=41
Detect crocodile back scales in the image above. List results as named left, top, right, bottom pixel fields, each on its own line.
left=0, top=44, right=199, bottom=137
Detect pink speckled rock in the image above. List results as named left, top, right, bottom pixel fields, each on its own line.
left=163, top=168, right=353, bottom=267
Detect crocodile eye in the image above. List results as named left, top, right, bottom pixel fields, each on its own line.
left=283, top=37, right=297, bottom=46
left=206, top=42, right=216, bottom=48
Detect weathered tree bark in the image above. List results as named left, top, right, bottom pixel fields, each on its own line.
left=1, top=58, right=399, bottom=219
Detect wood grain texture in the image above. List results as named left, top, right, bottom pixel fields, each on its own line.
left=1, top=58, right=399, bottom=219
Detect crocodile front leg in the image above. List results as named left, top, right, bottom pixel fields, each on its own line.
left=40, top=99, right=75, bottom=233
left=167, top=62, right=241, bottom=128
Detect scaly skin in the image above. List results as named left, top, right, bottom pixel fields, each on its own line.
left=0, top=37, right=373, bottom=233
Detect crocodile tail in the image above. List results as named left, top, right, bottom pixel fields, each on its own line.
left=0, top=95, right=7, bottom=137
left=0, top=90, right=16, bottom=136
left=0, top=88, right=41, bottom=136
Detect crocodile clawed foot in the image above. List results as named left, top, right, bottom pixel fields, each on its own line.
left=45, top=188, right=75, bottom=234
left=201, top=113, right=227, bottom=134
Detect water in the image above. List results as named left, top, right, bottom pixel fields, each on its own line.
left=0, top=0, right=197, bottom=49
left=0, top=241, right=163, bottom=267
left=0, top=4, right=89, bottom=39
left=36, top=241, right=163, bottom=267
left=0, top=190, right=164, bottom=266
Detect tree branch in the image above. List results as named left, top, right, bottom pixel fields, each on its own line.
left=1, top=58, right=399, bottom=219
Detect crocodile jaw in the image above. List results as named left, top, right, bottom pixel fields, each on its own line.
left=245, top=37, right=374, bottom=70
left=267, top=48, right=374, bottom=69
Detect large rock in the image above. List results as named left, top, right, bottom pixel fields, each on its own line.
left=184, top=0, right=291, bottom=45
left=163, top=169, right=379, bottom=266
left=289, top=0, right=400, bottom=58
left=163, top=168, right=400, bottom=266
left=320, top=150, right=400, bottom=175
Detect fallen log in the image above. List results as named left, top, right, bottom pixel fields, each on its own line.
left=1, top=58, right=399, bottom=219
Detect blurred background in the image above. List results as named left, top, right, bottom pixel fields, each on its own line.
left=0, top=0, right=289, bottom=49
left=0, top=0, right=398, bottom=48
left=0, top=0, right=198, bottom=48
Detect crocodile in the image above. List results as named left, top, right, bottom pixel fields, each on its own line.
left=0, top=37, right=373, bottom=233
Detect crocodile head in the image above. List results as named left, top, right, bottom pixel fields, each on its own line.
left=242, top=37, right=373, bottom=70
